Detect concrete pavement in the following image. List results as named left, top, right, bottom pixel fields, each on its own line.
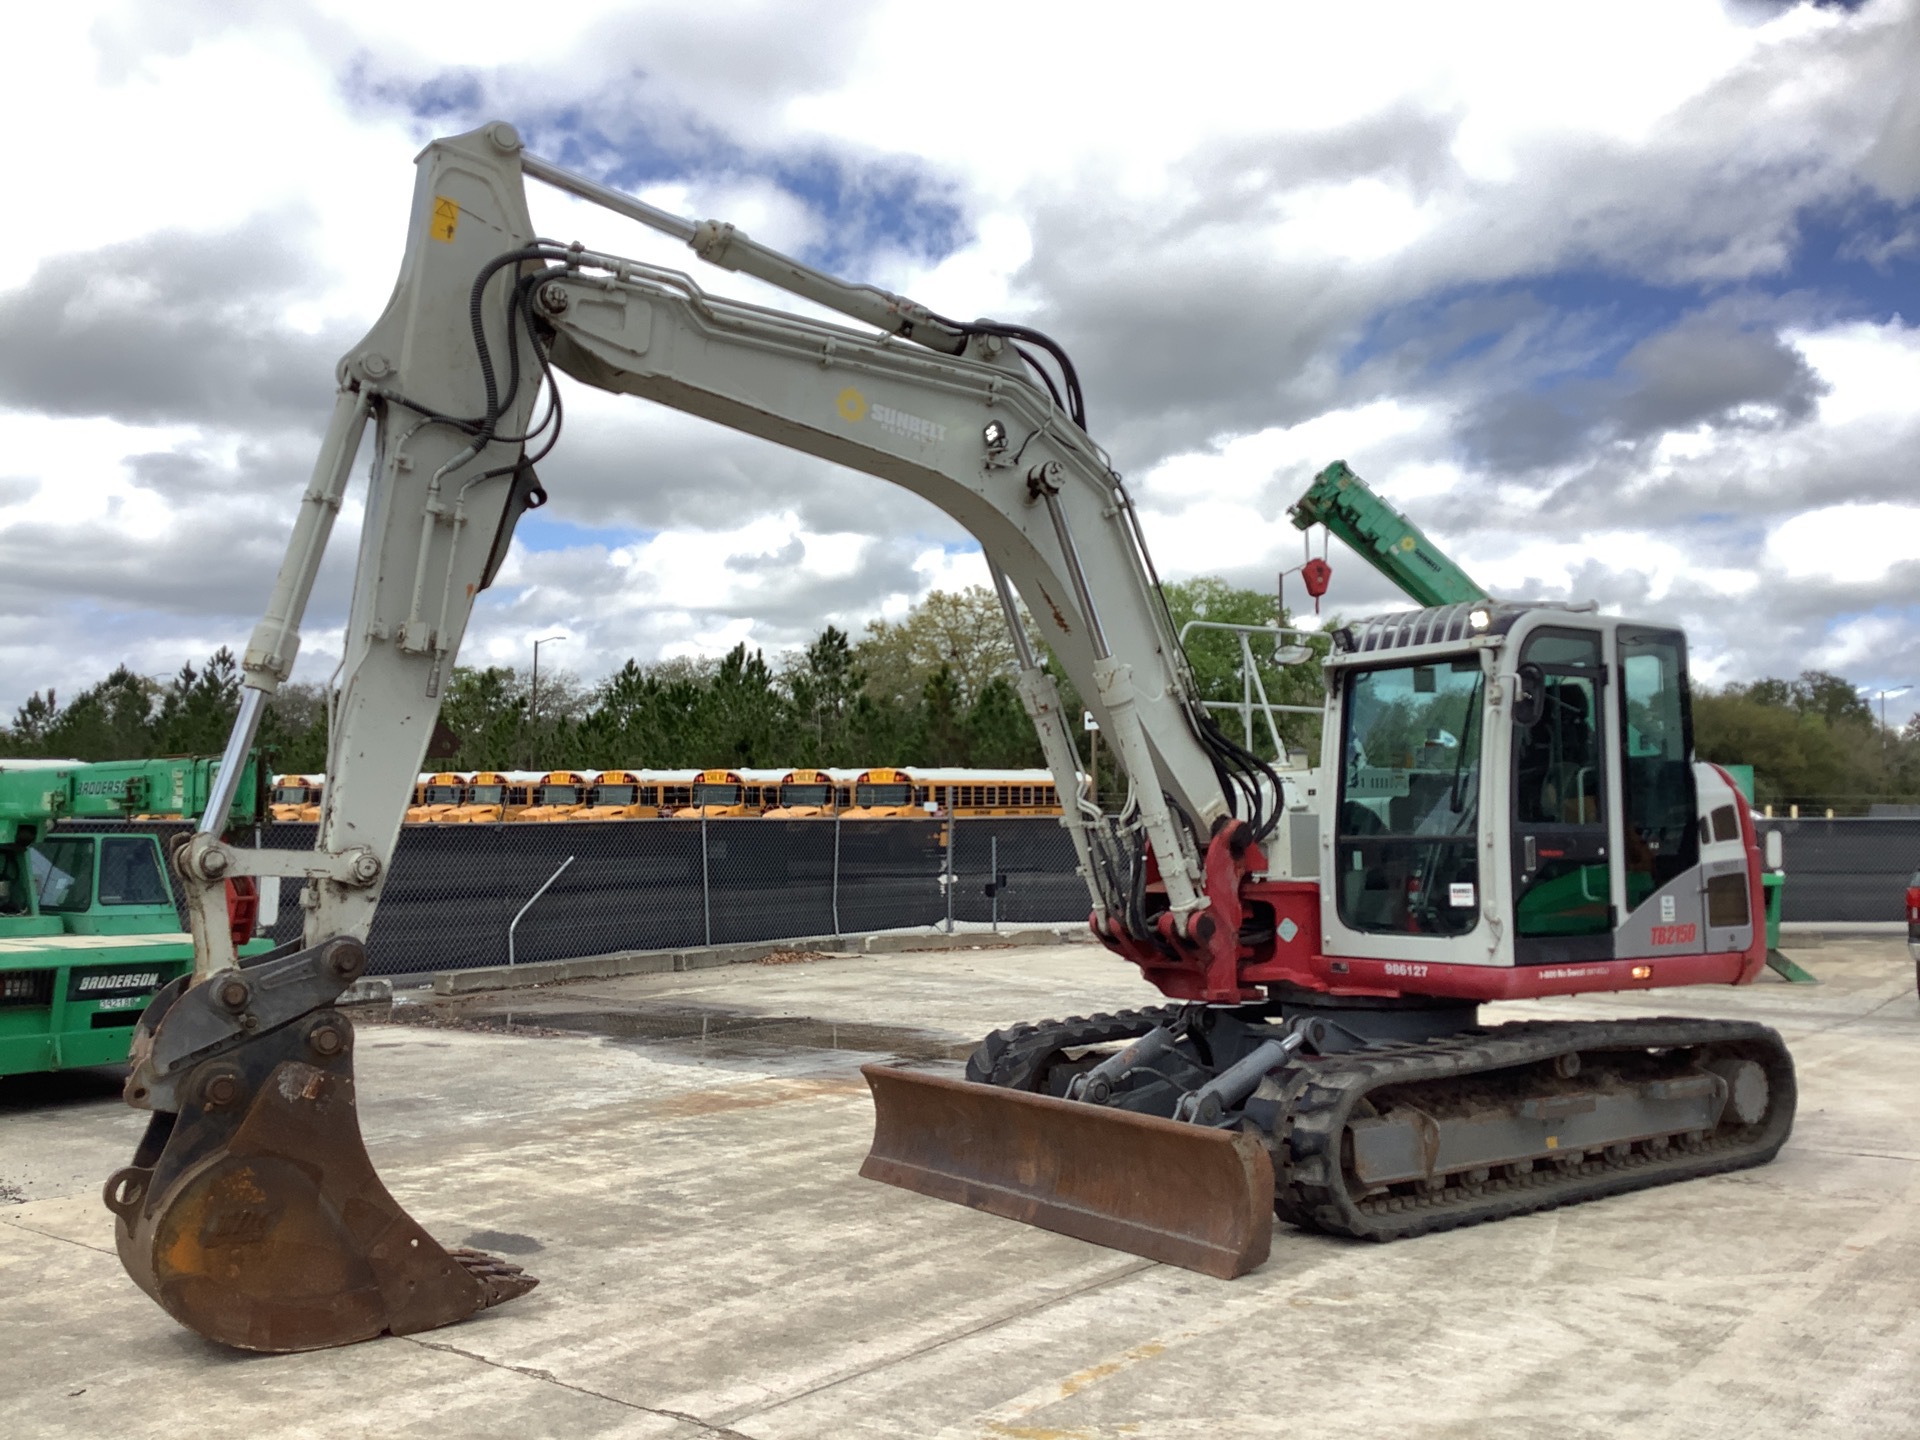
left=4, top=936, right=1918, bottom=1439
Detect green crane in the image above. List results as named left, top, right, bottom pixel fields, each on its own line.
left=1287, top=459, right=1489, bottom=608
left=0, top=755, right=272, bottom=1077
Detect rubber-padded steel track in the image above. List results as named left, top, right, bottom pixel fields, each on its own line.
left=964, top=1010, right=1796, bottom=1244
left=965, top=1006, right=1184, bottom=1091
left=1276, top=1016, right=1796, bottom=1241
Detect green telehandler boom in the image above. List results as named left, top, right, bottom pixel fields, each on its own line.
left=1287, top=459, right=1490, bottom=608
left=0, top=755, right=271, bottom=1077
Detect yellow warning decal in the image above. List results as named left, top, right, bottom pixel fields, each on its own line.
left=837, top=386, right=868, bottom=422
left=430, top=196, right=460, bottom=243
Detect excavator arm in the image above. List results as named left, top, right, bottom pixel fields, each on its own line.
left=110, top=123, right=1293, bottom=1350
left=178, top=122, right=1289, bottom=980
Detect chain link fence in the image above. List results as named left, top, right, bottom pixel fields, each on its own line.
left=53, top=814, right=1916, bottom=977
left=1762, top=818, right=1920, bottom=922
left=62, top=816, right=1089, bottom=975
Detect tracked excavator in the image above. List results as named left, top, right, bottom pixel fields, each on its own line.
left=107, top=123, right=1794, bottom=1353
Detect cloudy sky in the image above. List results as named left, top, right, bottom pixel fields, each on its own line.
left=4, top=0, right=1917, bottom=721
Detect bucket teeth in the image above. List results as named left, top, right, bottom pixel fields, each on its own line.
left=449, top=1246, right=541, bottom=1307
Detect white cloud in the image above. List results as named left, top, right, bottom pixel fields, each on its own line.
left=1767, top=502, right=1920, bottom=583
left=0, top=0, right=1915, bottom=724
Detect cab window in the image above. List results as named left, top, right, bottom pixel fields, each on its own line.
left=1619, top=628, right=1698, bottom=906
left=99, top=837, right=170, bottom=905
left=1515, top=631, right=1603, bottom=826
left=31, top=836, right=95, bottom=913
left=1336, top=657, right=1484, bottom=936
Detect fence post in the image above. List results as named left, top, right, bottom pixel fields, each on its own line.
left=945, top=813, right=955, bottom=934
left=700, top=807, right=713, bottom=948
left=832, top=808, right=842, bottom=937
left=990, top=833, right=998, bottom=932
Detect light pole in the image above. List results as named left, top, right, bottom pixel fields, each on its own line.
left=529, top=634, right=566, bottom=731
left=1862, top=684, right=1912, bottom=749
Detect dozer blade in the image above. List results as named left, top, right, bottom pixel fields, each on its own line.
left=860, top=1064, right=1273, bottom=1279
left=107, top=951, right=535, bottom=1353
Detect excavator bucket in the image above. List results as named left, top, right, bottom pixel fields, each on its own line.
left=860, top=1064, right=1273, bottom=1279
left=107, top=955, right=535, bottom=1353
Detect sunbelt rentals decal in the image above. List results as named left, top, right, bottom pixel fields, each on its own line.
left=837, top=387, right=946, bottom=445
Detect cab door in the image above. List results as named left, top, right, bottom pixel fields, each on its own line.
left=1510, top=627, right=1614, bottom=963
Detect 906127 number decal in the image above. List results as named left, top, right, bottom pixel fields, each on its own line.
left=1382, top=962, right=1429, bottom=978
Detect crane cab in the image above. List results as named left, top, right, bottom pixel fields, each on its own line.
left=1300, top=602, right=1763, bottom=1000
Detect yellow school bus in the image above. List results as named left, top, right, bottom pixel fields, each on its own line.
left=841, top=768, right=926, bottom=819
left=911, top=768, right=1062, bottom=817
left=270, top=774, right=323, bottom=823
left=440, top=770, right=538, bottom=823
left=671, top=769, right=763, bottom=818
left=760, top=768, right=856, bottom=818
left=514, top=770, right=594, bottom=821
left=574, top=769, right=665, bottom=820
left=405, top=771, right=469, bottom=823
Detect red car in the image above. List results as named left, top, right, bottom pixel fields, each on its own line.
left=1909, top=869, right=1920, bottom=990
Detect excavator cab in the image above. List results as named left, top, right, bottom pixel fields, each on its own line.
left=1318, top=603, right=1754, bottom=971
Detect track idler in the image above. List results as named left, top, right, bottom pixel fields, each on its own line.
left=106, top=938, right=536, bottom=1352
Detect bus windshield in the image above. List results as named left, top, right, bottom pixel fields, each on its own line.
left=691, top=784, right=742, bottom=806
left=423, top=786, right=461, bottom=804
left=468, top=786, right=503, bottom=804
left=781, top=784, right=831, bottom=807
left=535, top=786, right=579, bottom=805
left=594, top=786, right=636, bottom=805
left=271, top=787, right=309, bottom=805
left=856, top=784, right=913, bottom=808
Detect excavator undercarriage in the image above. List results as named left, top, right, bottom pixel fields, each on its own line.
left=866, top=1001, right=1794, bottom=1273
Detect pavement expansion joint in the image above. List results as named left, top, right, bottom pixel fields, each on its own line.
left=401, top=1335, right=756, bottom=1438
left=713, top=1257, right=1156, bottom=1430
left=1795, top=1145, right=1920, bottom=1165
left=0, top=1210, right=116, bottom=1258
left=1793, top=989, right=1916, bottom=1042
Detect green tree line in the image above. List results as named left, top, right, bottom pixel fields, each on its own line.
left=0, top=582, right=1328, bottom=798
left=1692, top=670, right=1920, bottom=814
left=18, top=585, right=1900, bottom=813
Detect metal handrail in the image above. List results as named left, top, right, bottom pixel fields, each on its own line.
left=1177, top=620, right=1322, bottom=757
left=506, top=855, right=575, bottom=966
